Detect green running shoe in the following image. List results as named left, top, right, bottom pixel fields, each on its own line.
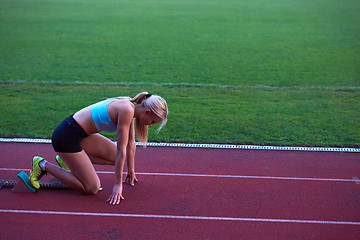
left=29, top=156, right=47, bottom=189
left=56, top=155, right=70, bottom=171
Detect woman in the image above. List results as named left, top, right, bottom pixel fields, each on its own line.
left=29, top=92, right=168, bottom=204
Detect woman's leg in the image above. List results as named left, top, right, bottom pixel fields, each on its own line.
left=80, top=133, right=117, bottom=165
left=45, top=151, right=101, bottom=195
left=39, top=134, right=115, bottom=194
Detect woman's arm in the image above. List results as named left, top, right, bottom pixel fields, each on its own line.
left=107, top=105, right=133, bottom=205
left=124, top=119, right=138, bottom=186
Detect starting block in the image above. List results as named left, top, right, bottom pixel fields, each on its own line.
left=0, top=171, right=70, bottom=193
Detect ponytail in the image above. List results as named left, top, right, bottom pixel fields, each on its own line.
left=130, top=92, right=149, bottom=104
left=131, top=92, right=168, bottom=146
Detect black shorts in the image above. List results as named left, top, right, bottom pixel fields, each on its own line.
left=51, top=115, right=89, bottom=153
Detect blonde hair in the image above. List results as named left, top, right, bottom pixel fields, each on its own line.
left=130, top=92, right=168, bottom=145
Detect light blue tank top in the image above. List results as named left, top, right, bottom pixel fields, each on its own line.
left=90, top=98, right=134, bottom=133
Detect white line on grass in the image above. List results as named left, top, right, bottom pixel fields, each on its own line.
left=0, top=168, right=358, bottom=183
left=2, top=79, right=360, bottom=91
left=1, top=138, right=359, bottom=152
left=0, top=209, right=359, bottom=225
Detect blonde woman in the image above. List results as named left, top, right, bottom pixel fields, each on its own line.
left=29, top=92, right=168, bottom=204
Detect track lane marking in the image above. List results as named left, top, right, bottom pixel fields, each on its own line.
left=0, top=209, right=359, bottom=225
left=0, top=168, right=358, bottom=183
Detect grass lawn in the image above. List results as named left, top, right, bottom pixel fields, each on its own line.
left=0, top=0, right=359, bottom=147
left=1, top=82, right=359, bottom=147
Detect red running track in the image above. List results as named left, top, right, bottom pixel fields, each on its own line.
left=0, top=142, right=359, bottom=239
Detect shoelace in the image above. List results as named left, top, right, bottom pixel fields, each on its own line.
left=32, top=167, right=47, bottom=180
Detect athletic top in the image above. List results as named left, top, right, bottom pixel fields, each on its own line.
left=90, top=98, right=134, bottom=133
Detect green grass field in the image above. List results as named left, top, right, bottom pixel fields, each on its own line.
left=1, top=0, right=359, bottom=147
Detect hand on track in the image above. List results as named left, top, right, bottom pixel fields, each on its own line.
left=107, top=183, right=124, bottom=205
left=124, top=172, right=138, bottom=186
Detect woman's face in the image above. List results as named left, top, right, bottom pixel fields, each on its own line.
left=141, top=109, right=162, bottom=126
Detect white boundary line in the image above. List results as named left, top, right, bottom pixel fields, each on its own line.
left=0, top=138, right=359, bottom=152
left=129, top=172, right=360, bottom=183
left=2, top=79, right=360, bottom=91
left=0, top=168, right=358, bottom=183
left=0, top=209, right=359, bottom=225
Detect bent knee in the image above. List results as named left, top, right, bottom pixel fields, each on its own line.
left=83, top=183, right=101, bottom=195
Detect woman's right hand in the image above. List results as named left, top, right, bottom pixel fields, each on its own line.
left=124, top=172, right=138, bottom=186
left=107, top=183, right=124, bottom=205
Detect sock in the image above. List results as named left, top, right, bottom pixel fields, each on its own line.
left=39, top=160, right=47, bottom=171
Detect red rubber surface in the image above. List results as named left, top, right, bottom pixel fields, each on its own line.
left=0, top=142, right=359, bottom=239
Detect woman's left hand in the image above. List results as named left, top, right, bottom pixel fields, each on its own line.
left=124, top=172, right=138, bottom=186
left=107, top=183, right=124, bottom=205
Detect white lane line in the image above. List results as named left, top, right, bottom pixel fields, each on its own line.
left=0, top=209, right=359, bottom=225
left=0, top=168, right=29, bottom=172
left=1, top=138, right=359, bottom=152
left=133, top=172, right=360, bottom=183
left=0, top=168, right=358, bottom=183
